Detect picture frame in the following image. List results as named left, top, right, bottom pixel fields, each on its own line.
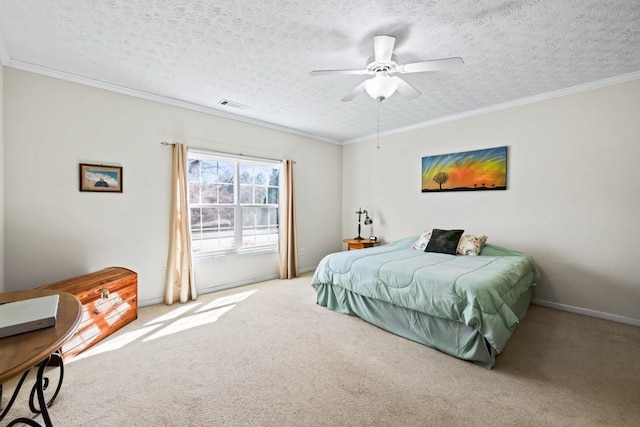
left=421, top=146, right=507, bottom=193
left=79, top=163, right=123, bottom=193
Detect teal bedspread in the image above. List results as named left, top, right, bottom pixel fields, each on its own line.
left=311, top=237, right=539, bottom=355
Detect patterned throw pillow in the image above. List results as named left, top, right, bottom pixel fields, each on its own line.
left=410, top=230, right=432, bottom=250
left=457, top=234, right=488, bottom=256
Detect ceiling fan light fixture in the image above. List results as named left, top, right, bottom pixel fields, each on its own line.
left=310, top=35, right=463, bottom=103
left=364, top=73, right=398, bottom=101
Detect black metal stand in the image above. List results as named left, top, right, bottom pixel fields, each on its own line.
left=354, top=208, right=365, bottom=240
left=0, top=350, right=64, bottom=427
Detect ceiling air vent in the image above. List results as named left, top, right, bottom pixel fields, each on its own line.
left=218, top=99, right=249, bottom=110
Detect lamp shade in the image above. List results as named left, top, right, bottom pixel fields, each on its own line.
left=364, top=73, right=398, bottom=100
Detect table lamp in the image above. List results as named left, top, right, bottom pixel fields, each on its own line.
left=355, top=208, right=373, bottom=240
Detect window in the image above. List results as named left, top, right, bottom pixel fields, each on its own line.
left=188, top=152, right=279, bottom=255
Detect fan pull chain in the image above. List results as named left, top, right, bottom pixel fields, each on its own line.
left=376, top=98, right=381, bottom=149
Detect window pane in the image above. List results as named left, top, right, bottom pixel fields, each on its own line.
left=268, top=168, right=279, bottom=186
left=191, top=207, right=203, bottom=232
left=191, top=207, right=235, bottom=252
left=267, top=208, right=279, bottom=244
left=188, top=159, right=201, bottom=181
left=191, top=207, right=203, bottom=252
left=215, top=207, right=235, bottom=250
left=201, top=183, right=217, bottom=204
left=256, top=207, right=269, bottom=226
left=218, top=184, right=234, bottom=203
left=268, top=208, right=278, bottom=225
left=267, top=187, right=278, bottom=204
left=240, top=165, right=253, bottom=184
left=255, top=167, right=267, bottom=185
left=201, top=161, right=218, bottom=183
left=243, top=207, right=256, bottom=227
left=188, top=160, right=201, bottom=203
left=255, top=186, right=266, bottom=204
left=200, top=208, right=218, bottom=231
left=189, top=181, right=200, bottom=204
left=242, top=207, right=256, bottom=247
left=240, top=185, right=253, bottom=204
left=219, top=207, right=235, bottom=230
left=241, top=206, right=278, bottom=249
left=219, top=162, right=234, bottom=183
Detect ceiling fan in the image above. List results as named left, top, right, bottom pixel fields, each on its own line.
left=310, top=35, right=463, bottom=102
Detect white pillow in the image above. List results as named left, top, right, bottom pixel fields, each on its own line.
left=457, top=234, right=488, bottom=256
left=410, top=230, right=432, bottom=250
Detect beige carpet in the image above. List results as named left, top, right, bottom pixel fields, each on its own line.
left=4, top=274, right=640, bottom=426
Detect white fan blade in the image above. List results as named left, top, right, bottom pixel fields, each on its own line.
left=393, top=77, right=421, bottom=100
left=341, top=81, right=366, bottom=102
left=310, top=69, right=367, bottom=76
left=373, top=35, right=395, bottom=63
left=398, top=57, right=464, bottom=73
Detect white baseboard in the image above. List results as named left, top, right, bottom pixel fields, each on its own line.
left=532, top=299, right=640, bottom=327
left=139, top=298, right=164, bottom=308
left=139, top=268, right=318, bottom=308
left=299, top=266, right=317, bottom=274
left=194, top=273, right=281, bottom=298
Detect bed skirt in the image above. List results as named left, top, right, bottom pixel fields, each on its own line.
left=315, top=283, right=533, bottom=369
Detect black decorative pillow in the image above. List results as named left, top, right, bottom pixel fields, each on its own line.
left=425, top=229, right=465, bottom=255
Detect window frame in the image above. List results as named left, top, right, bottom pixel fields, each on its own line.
left=188, top=149, right=280, bottom=258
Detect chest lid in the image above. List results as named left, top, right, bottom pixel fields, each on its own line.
left=41, top=267, right=137, bottom=303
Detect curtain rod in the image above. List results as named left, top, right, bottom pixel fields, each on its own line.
left=160, top=141, right=295, bottom=164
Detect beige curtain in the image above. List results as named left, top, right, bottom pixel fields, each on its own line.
left=278, top=159, right=298, bottom=279
left=164, top=143, right=197, bottom=304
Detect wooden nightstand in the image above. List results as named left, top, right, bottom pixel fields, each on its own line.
left=343, top=238, right=380, bottom=251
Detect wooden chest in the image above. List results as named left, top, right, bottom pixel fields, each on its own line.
left=40, top=267, right=138, bottom=359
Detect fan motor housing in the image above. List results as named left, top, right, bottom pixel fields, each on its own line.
left=366, top=54, right=398, bottom=74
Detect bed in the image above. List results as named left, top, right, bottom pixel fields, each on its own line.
left=311, top=235, right=539, bottom=369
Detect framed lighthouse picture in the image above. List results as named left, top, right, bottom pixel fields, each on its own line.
left=79, top=163, right=123, bottom=193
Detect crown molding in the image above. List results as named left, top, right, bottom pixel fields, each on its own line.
left=344, top=70, right=640, bottom=145
left=4, top=59, right=341, bottom=145
left=5, top=51, right=639, bottom=147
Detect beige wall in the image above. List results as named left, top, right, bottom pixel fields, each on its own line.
left=4, top=69, right=342, bottom=304
left=343, top=79, right=640, bottom=323
left=0, top=63, right=4, bottom=292
left=4, top=66, right=638, bottom=322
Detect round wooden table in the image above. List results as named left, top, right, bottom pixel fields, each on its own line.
left=0, top=289, right=82, bottom=426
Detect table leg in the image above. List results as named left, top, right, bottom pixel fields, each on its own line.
left=0, top=350, right=64, bottom=427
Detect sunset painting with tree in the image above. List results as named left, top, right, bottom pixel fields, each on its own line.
left=421, top=146, right=507, bottom=192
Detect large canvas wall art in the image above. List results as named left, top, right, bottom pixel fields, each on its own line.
left=421, top=146, right=507, bottom=192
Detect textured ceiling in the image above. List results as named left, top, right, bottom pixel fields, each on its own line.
left=0, top=0, right=639, bottom=143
